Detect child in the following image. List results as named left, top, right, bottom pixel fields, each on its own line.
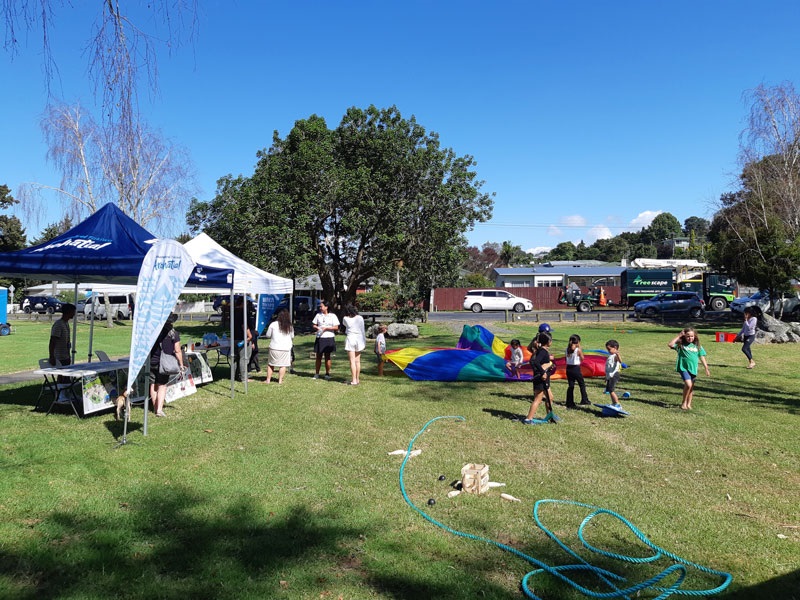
left=506, top=339, right=524, bottom=379
left=374, top=324, right=388, bottom=376
left=668, top=328, right=710, bottom=410
left=736, top=307, right=757, bottom=369
left=522, top=332, right=559, bottom=424
left=565, top=334, right=590, bottom=408
left=604, top=339, right=622, bottom=408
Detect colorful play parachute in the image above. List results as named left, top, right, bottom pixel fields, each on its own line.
left=386, top=325, right=624, bottom=382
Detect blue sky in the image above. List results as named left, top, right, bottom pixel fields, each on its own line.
left=3, top=0, right=800, bottom=254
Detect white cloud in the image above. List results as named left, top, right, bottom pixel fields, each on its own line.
left=585, top=225, right=613, bottom=243
left=561, top=214, right=587, bottom=227
left=547, top=225, right=562, bottom=237
left=628, top=210, right=662, bottom=230
left=527, top=246, right=551, bottom=257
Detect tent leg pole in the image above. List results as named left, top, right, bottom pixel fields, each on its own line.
left=230, top=290, right=235, bottom=399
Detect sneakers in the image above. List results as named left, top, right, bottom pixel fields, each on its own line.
left=613, top=403, right=622, bottom=409
left=579, top=400, right=591, bottom=405
left=155, top=411, right=167, bottom=417
left=565, top=403, right=577, bottom=410
left=521, top=418, right=541, bottom=425
left=313, top=374, right=320, bottom=379
left=324, top=374, right=331, bottom=381
left=547, top=412, right=561, bottom=423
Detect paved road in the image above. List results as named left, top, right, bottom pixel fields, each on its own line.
left=427, top=309, right=741, bottom=325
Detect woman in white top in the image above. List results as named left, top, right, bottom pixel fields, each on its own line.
left=264, top=309, right=294, bottom=384
left=343, top=304, right=366, bottom=385
left=565, top=334, right=590, bottom=408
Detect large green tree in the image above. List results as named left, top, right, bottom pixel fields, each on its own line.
left=188, top=106, right=494, bottom=308
left=683, top=216, right=710, bottom=238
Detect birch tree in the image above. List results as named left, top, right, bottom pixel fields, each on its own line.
left=709, top=83, right=800, bottom=313
left=23, top=102, right=196, bottom=233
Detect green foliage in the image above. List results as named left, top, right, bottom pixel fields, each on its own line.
left=683, top=216, right=710, bottom=238
left=499, top=240, right=530, bottom=267
left=458, top=272, right=494, bottom=288
left=710, top=196, right=800, bottom=298
left=547, top=241, right=577, bottom=261
left=0, top=184, right=27, bottom=256
left=356, top=284, right=395, bottom=311
left=188, top=106, right=494, bottom=310
left=646, top=212, right=682, bottom=245
left=0, top=214, right=26, bottom=252
left=0, top=184, right=16, bottom=209
left=29, top=215, right=73, bottom=246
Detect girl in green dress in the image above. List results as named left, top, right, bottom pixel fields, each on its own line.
left=668, top=327, right=710, bottom=410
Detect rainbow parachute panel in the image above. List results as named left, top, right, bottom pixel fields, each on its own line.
left=386, top=324, right=623, bottom=382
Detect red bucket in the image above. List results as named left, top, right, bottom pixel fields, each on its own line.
left=715, top=332, right=737, bottom=343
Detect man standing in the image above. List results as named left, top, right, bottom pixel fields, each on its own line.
left=49, top=303, right=76, bottom=367
left=232, top=296, right=252, bottom=382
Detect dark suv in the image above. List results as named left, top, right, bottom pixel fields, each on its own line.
left=21, top=295, right=63, bottom=314
left=633, top=291, right=705, bottom=319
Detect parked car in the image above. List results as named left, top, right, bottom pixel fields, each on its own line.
left=20, top=295, right=62, bottom=314
left=84, top=294, right=133, bottom=320
left=730, top=290, right=800, bottom=318
left=462, top=289, right=533, bottom=313
left=633, top=291, right=705, bottom=319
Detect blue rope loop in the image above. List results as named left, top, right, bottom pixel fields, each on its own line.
left=398, top=417, right=732, bottom=600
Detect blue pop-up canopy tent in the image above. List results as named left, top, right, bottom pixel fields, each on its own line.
left=0, top=203, right=233, bottom=366
left=0, top=203, right=232, bottom=287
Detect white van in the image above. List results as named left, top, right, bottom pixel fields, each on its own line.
left=84, top=294, right=134, bottom=320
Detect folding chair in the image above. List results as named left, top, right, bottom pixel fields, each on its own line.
left=94, top=350, right=111, bottom=362
left=219, top=346, right=231, bottom=366
left=209, top=345, right=230, bottom=367
left=35, top=358, right=59, bottom=411
left=36, top=359, right=81, bottom=417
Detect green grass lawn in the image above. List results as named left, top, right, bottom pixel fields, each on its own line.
left=0, top=319, right=798, bottom=599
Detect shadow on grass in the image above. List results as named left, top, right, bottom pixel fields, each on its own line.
left=623, top=368, right=799, bottom=413
left=0, top=486, right=354, bottom=599
left=723, top=568, right=800, bottom=599
left=0, top=381, right=39, bottom=409
left=0, top=484, right=525, bottom=600
left=482, top=407, right=523, bottom=421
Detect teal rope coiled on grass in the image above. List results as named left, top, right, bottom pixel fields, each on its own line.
left=398, top=416, right=732, bottom=600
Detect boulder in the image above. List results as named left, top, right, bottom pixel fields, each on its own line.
left=755, top=330, right=775, bottom=344
left=758, top=313, right=792, bottom=336
left=366, top=322, right=420, bottom=339
left=388, top=323, right=419, bottom=339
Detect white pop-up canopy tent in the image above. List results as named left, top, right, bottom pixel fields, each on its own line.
left=183, top=233, right=294, bottom=393
left=182, top=233, right=293, bottom=295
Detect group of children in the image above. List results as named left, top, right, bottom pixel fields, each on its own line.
left=510, top=324, right=711, bottom=424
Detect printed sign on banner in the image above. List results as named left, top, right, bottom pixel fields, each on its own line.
left=256, top=294, right=283, bottom=334
left=125, top=240, right=196, bottom=395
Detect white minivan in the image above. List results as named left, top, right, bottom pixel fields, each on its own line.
left=462, top=289, right=533, bottom=313
left=84, top=294, right=134, bottom=320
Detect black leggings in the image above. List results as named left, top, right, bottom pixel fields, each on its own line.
left=566, top=364, right=589, bottom=405
left=741, top=334, right=755, bottom=362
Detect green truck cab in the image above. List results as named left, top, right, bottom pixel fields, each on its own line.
left=676, top=273, right=736, bottom=311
